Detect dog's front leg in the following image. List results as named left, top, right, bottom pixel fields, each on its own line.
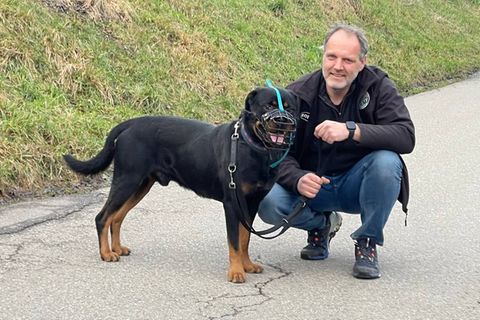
left=224, top=204, right=247, bottom=283
left=224, top=205, right=263, bottom=283
left=238, top=224, right=263, bottom=275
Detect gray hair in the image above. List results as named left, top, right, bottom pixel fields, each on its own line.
left=322, top=23, right=369, bottom=59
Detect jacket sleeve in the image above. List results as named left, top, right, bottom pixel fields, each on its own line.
left=275, top=155, right=310, bottom=194
left=357, top=77, right=415, bottom=154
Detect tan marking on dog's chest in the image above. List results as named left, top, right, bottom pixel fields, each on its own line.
left=240, top=181, right=267, bottom=195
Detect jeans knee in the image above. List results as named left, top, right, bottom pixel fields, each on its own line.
left=367, top=150, right=402, bottom=180
left=258, top=194, right=283, bottom=225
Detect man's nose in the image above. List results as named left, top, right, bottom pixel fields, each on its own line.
left=333, top=58, right=343, bottom=70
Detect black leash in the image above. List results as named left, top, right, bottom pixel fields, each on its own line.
left=229, top=120, right=336, bottom=239
left=228, top=120, right=307, bottom=239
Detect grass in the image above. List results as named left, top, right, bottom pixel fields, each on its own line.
left=1, top=0, right=479, bottom=200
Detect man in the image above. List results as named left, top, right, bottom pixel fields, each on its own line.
left=258, top=24, right=415, bottom=279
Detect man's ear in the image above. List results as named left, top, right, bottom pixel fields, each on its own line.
left=359, top=55, right=367, bottom=71
left=244, top=88, right=258, bottom=111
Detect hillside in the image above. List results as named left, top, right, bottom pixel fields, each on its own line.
left=1, top=0, right=479, bottom=200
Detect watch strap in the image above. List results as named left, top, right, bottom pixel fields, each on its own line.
left=346, top=121, right=356, bottom=140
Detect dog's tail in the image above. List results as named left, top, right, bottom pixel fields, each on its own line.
left=63, top=121, right=131, bottom=175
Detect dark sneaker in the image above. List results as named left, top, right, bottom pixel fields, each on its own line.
left=352, top=238, right=381, bottom=279
left=300, top=212, right=342, bottom=260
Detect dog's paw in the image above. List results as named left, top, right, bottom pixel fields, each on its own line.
left=228, top=268, right=247, bottom=283
left=101, top=251, right=120, bottom=262
left=112, top=245, right=131, bottom=256
left=244, top=261, right=264, bottom=274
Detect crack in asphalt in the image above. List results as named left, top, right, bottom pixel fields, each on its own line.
left=0, top=242, right=23, bottom=261
left=0, top=242, right=25, bottom=275
left=0, top=192, right=106, bottom=235
left=198, top=258, right=292, bottom=319
left=0, top=238, right=94, bottom=273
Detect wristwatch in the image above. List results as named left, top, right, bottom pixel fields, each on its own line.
left=346, top=121, right=356, bottom=140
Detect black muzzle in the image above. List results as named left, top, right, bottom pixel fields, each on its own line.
left=257, top=108, right=296, bottom=150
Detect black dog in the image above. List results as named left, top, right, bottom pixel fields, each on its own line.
left=64, top=87, right=298, bottom=283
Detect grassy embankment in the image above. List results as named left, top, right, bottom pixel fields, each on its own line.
left=1, top=0, right=479, bottom=200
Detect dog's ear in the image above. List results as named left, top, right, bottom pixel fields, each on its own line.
left=245, top=89, right=258, bottom=111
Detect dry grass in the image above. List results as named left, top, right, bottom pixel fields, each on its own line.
left=41, top=0, right=133, bottom=22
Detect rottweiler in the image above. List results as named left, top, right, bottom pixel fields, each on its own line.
left=63, top=86, right=298, bottom=283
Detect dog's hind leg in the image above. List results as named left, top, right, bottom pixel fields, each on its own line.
left=110, top=177, right=155, bottom=256
left=95, top=206, right=118, bottom=262
left=95, top=175, right=148, bottom=262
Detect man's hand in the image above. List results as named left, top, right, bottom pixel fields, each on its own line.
left=297, top=173, right=330, bottom=198
left=314, top=120, right=354, bottom=144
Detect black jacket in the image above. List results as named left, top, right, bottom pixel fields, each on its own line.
left=277, top=66, right=415, bottom=213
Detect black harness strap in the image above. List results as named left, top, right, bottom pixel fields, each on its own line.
left=229, top=120, right=336, bottom=239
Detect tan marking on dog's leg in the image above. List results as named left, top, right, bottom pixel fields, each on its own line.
left=99, top=215, right=119, bottom=262
left=111, top=179, right=154, bottom=256
left=228, top=242, right=247, bottom=283
left=239, top=224, right=263, bottom=274
left=110, top=197, right=136, bottom=256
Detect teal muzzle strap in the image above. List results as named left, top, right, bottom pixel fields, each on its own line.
left=264, top=79, right=290, bottom=168
left=269, top=149, right=289, bottom=168
left=265, top=79, right=285, bottom=112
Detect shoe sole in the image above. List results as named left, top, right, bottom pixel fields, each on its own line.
left=352, top=271, right=381, bottom=279
left=328, top=211, right=343, bottom=242
left=300, top=253, right=329, bottom=260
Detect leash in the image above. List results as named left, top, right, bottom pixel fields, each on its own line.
left=229, top=120, right=309, bottom=239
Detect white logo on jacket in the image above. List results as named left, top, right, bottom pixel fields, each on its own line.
left=300, top=112, right=310, bottom=122
left=359, top=92, right=370, bottom=110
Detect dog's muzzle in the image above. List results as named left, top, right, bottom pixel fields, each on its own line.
left=257, top=109, right=296, bottom=150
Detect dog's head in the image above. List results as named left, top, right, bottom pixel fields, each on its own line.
left=243, top=87, right=299, bottom=150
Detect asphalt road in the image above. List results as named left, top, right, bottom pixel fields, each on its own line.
left=1, top=73, right=479, bottom=320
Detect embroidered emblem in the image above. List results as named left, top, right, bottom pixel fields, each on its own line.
left=300, top=112, right=310, bottom=122
left=359, top=92, right=370, bottom=110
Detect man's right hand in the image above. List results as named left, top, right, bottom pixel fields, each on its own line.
left=296, top=173, right=330, bottom=198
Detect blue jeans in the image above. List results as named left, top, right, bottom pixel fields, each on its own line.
left=258, top=150, right=403, bottom=245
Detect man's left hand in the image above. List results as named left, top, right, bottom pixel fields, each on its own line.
left=314, top=120, right=350, bottom=144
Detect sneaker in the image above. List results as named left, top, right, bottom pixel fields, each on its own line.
left=300, top=212, right=342, bottom=260
left=352, top=238, right=381, bottom=279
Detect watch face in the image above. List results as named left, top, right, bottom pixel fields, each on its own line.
left=346, top=121, right=356, bottom=130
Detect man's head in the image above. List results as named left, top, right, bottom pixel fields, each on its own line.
left=321, top=24, right=368, bottom=99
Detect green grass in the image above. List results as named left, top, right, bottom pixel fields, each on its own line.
left=1, top=0, right=480, bottom=199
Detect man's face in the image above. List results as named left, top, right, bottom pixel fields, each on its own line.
left=322, top=30, right=366, bottom=95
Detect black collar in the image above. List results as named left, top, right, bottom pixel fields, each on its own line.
left=239, top=119, right=269, bottom=154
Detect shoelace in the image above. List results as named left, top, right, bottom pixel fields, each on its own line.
left=356, top=240, right=377, bottom=262
left=310, top=230, right=327, bottom=248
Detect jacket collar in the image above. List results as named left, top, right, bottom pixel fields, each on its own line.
left=289, top=65, right=385, bottom=107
